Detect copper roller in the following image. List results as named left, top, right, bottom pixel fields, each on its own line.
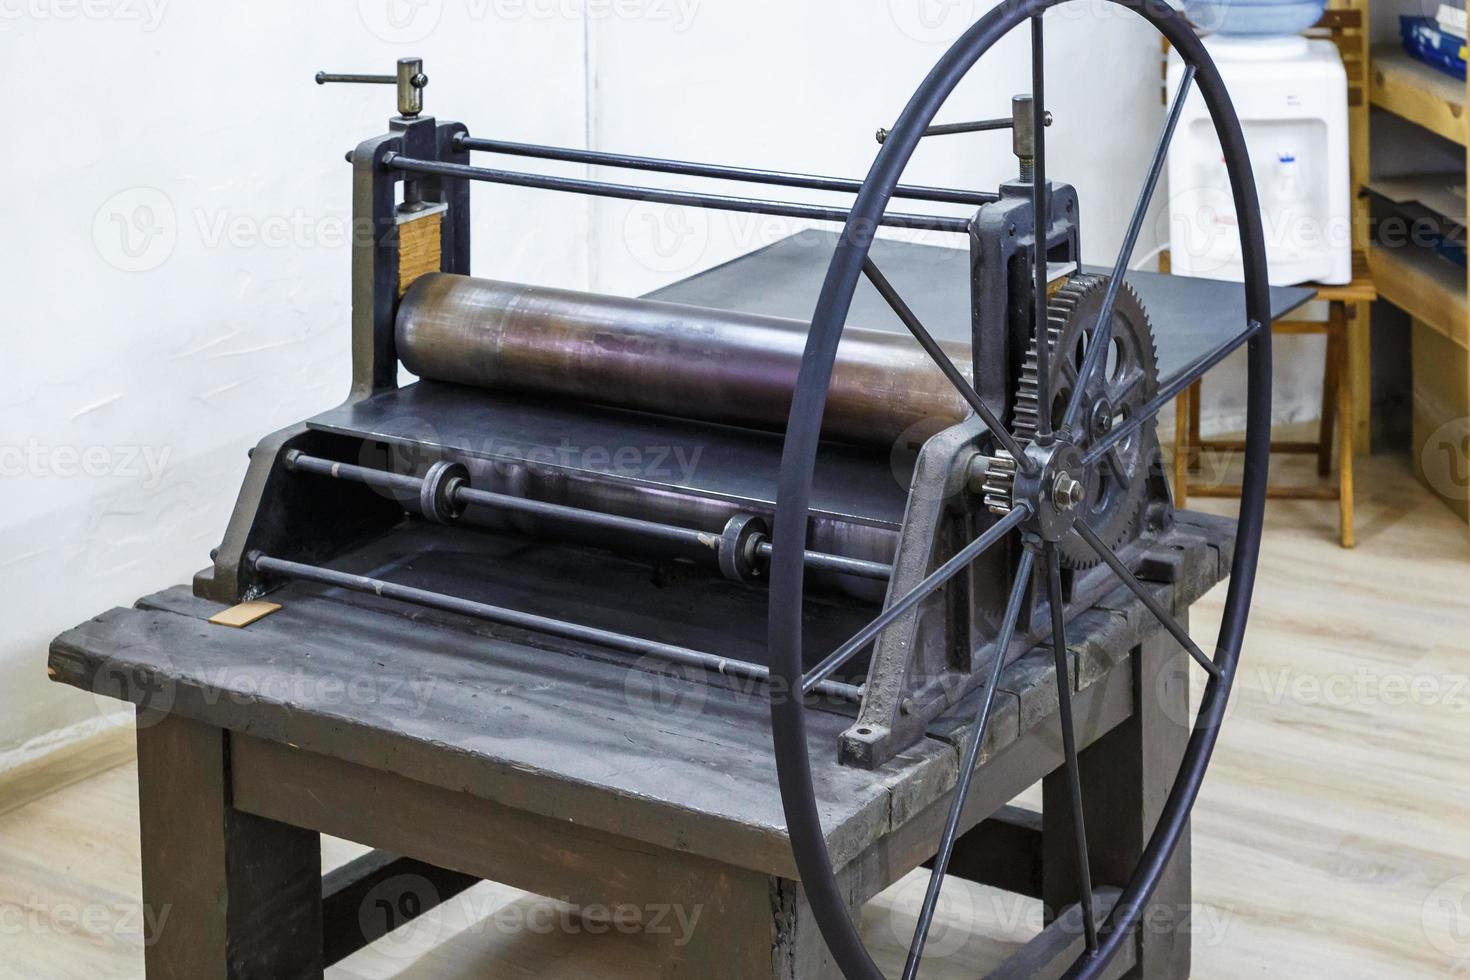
left=396, top=273, right=972, bottom=447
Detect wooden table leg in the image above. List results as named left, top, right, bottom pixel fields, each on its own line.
left=137, top=711, right=323, bottom=980
left=1043, top=625, right=1192, bottom=978
left=656, top=861, right=847, bottom=980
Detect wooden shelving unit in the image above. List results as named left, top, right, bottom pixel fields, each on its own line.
left=1368, top=240, right=1468, bottom=347
left=1371, top=47, right=1468, bottom=146
left=1366, top=28, right=1470, bottom=526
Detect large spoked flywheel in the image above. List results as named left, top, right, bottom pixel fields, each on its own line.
left=766, top=2, right=1273, bottom=979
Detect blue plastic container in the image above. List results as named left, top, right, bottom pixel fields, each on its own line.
left=1185, top=0, right=1328, bottom=36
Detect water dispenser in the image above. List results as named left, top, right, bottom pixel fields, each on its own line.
left=1167, top=19, right=1352, bottom=286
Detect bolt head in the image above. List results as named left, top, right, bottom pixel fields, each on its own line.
left=1052, top=472, right=1085, bottom=512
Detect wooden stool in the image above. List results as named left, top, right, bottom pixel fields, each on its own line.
left=1172, top=253, right=1377, bottom=547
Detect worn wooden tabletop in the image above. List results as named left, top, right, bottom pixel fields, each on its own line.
left=49, top=512, right=1233, bottom=882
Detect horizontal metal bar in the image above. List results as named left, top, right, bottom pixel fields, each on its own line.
left=287, top=454, right=422, bottom=496
left=382, top=154, right=973, bottom=234
left=253, top=553, right=864, bottom=703
left=284, top=452, right=892, bottom=581
left=876, top=113, right=1051, bottom=144
left=316, top=72, right=394, bottom=85
left=453, top=135, right=997, bottom=207
left=752, top=541, right=890, bottom=581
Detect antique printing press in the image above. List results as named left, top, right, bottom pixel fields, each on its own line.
left=52, top=5, right=1294, bottom=979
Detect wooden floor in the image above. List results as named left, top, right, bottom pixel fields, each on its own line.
left=2, top=453, right=1467, bottom=978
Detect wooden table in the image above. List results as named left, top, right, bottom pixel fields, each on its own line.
left=48, top=512, right=1234, bottom=980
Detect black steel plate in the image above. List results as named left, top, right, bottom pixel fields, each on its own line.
left=646, top=230, right=1315, bottom=389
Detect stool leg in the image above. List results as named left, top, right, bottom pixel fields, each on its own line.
left=1348, top=301, right=1372, bottom=455
left=1172, top=386, right=1191, bottom=508
left=1318, top=306, right=1343, bottom=478
left=1336, top=317, right=1356, bottom=548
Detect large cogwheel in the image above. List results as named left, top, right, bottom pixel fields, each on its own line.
left=1013, top=273, right=1159, bottom=568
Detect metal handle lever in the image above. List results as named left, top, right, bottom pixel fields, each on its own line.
left=315, top=57, right=428, bottom=118
left=875, top=111, right=1052, bottom=145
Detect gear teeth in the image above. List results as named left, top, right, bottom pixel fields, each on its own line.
left=981, top=451, right=1018, bottom=516
left=1011, top=272, right=1159, bottom=569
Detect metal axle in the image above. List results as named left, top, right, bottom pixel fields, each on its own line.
left=251, top=553, right=865, bottom=703
left=284, top=452, right=893, bottom=582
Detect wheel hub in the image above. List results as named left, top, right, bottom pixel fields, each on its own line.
left=1014, top=439, right=1091, bottom=543
left=1089, top=396, right=1114, bottom=438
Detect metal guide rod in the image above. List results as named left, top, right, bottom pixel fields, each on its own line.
left=453, top=135, right=998, bottom=207
left=316, top=57, right=428, bottom=118
left=250, top=553, right=864, bottom=703
left=1029, top=18, right=1053, bottom=444
left=875, top=111, right=1052, bottom=144
left=284, top=452, right=893, bottom=581
left=381, top=154, right=973, bottom=233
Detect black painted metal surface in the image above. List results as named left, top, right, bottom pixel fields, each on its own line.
left=646, top=230, right=1312, bottom=393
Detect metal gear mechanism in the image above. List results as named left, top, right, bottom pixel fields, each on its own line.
left=1013, top=273, right=1159, bottom=567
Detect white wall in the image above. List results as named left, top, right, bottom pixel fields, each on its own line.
left=584, top=0, right=1169, bottom=294
left=0, top=0, right=590, bottom=756
left=0, top=0, right=1199, bottom=760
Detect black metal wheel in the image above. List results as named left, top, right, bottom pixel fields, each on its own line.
left=767, top=3, right=1272, bottom=978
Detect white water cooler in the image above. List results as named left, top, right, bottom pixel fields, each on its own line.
left=1167, top=35, right=1352, bottom=286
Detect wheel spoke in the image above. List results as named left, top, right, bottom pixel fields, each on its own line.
left=862, top=257, right=1038, bottom=473
left=1106, top=447, right=1132, bottom=491
left=1047, top=544, right=1099, bottom=953
left=1111, top=368, right=1145, bottom=405
left=1060, top=65, right=1197, bottom=435
left=1030, top=14, right=1053, bottom=442
left=802, top=504, right=1029, bottom=695
left=901, top=549, right=1037, bottom=980
left=1072, top=518, right=1221, bottom=678
left=1081, top=317, right=1268, bottom=468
